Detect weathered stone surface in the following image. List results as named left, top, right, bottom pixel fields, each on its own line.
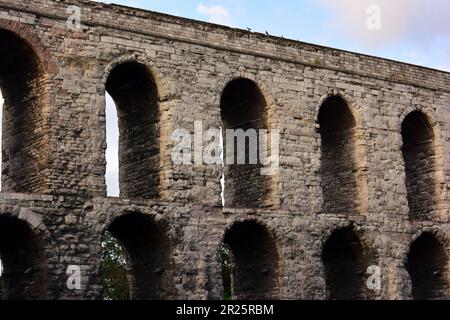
left=0, top=0, right=448, bottom=300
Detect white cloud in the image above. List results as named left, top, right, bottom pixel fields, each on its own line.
left=317, top=0, right=450, bottom=48
left=106, top=169, right=119, bottom=197
left=197, top=3, right=232, bottom=26
left=105, top=93, right=119, bottom=197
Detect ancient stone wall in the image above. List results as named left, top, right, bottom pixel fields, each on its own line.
left=0, top=0, right=448, bottom=300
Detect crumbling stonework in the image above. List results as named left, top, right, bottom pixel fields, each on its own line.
left=0, top=0, right=448, bottom=300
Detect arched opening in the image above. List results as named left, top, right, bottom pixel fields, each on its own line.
left=105, top=62, right=160, bottom=199
left=220, top=78, right=270, bottom=208
left=0, top=258, right=2, bottom=299
left=0, top=29, right=45, bottom=193
left=101, top=213, right=171, bottom=300
left=100, top=230, right=129, bottom=300
left=322, top=227, right=378, bottom=300
left=318, top=96, right=358, bottom=214
left=0, top=215, right=47, bottom=300
left=221, top=221, right=279, bottom=299
left=220, top=243, right=232, bottom=300
left=401, top=111, right=437, bottom=219
left=406, top=232, right=449, bottom=300
left=0, top=88, right=3, bottom=191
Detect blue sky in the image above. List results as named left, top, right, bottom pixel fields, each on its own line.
left=94, top=0, right=450, bottom=71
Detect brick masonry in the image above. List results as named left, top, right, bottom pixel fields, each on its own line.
left=0, top=0, right=448, bottom=300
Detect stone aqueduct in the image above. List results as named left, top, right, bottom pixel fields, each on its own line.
left=0, top=0, right=449, bottom=300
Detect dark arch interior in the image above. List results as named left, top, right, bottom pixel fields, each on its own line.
left=318, top=96, right=358, bottom=214
left=406, top=233, right=449, bottom=300
left=103, top=213, right=171, bottom=300
left=0, top=216, right=47, bottom=300
left=221, top=79, right=267, bottom=130
left=0, top=29, right=45, bottom=193
left=322, top=227, right=378, bottom=300
left=105, top=62, right=160, bottom=199
left=402, top=111, right=436, bottom=219
left=220, top=79, right=270, bottom=208
left=222, top=221, right=279, bottom=300
left=318, top=96, right=356, bottom=136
